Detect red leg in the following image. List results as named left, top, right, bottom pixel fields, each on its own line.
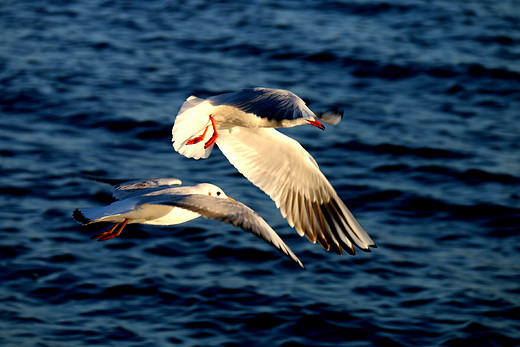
left=91, top=219, right=130, bottom=241
left=91, top=222, right=119, bottom=240
left=185, top=115, right=218, bottom=148
left=100, top=218, right=129, bottom=240
left=204, top=115, right=219, bottom=149
left=186, top=124, right=210, bottom=145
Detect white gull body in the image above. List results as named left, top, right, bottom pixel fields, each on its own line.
left=73, top=177, right=303, bottom=268
left=172, top=87, right=376, bottom=255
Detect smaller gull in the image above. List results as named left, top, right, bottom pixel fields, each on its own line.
left=73, top=177, right=304, bottom=268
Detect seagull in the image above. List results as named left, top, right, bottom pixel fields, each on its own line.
left=172, top=87, right=376, bottom=255
left=73, top=177, right=304, bottom=268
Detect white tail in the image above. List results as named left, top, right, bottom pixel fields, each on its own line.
left=73, top=199, right=138, bottom=224
left=172, top=96, right=217, bottom=160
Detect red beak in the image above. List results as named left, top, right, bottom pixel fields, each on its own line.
left=307, top=119, right=325, bottom=130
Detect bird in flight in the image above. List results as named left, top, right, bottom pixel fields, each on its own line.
left=172, top=87, right=376, bottom=255
left=73, top=177, right=304, bottom=268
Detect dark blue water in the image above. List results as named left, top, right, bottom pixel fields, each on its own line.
left=1, top=1, right=519, bottom=346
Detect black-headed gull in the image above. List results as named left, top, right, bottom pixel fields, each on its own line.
left=172, top=87, right=376, bottom=255
left=73, top=177, right=304, bottom=268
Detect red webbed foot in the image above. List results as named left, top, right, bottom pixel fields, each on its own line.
left=91, top=219, right=130, bottom=241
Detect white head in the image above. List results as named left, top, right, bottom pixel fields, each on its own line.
left=193, top=183, right=230, bottom=200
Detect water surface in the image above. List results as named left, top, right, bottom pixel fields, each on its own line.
left=1, top=1, right=519, bottom=346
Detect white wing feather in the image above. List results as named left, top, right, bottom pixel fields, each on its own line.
left=216, top=127, right=375, bottom=255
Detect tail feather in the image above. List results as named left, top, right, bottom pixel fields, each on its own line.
left=172, top=96, right=217, bottom=160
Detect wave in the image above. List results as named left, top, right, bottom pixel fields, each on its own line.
left=266, top=51, right=520, bottom=83
left=336, top=141, right=469, bottom=159
left=374, top=164, right=520, bottom=185
left=317, top=1, right=417, bottom=15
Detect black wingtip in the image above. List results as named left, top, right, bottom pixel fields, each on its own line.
left=73, top=209, right=91, bottom=225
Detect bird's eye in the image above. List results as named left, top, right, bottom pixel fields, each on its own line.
left=217, top=191, right=221, bottom=196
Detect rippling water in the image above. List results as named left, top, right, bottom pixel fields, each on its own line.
left=1, top=1, right=519, bottom=346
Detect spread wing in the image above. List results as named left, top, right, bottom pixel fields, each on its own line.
left=216, top=127, right=376, bottom=255
left=209, top=88, right=315, bottom=122
left=140, top=193, right=304, bottom=268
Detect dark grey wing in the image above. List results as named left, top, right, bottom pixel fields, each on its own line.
left=141, top=193, right=304, bottom=268
left=209, top=88, right=315, bottom=122
left=113, top=178, right=183, bottom=200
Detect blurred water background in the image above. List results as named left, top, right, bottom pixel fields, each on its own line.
left=1, top=1, right=519, bottom=346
